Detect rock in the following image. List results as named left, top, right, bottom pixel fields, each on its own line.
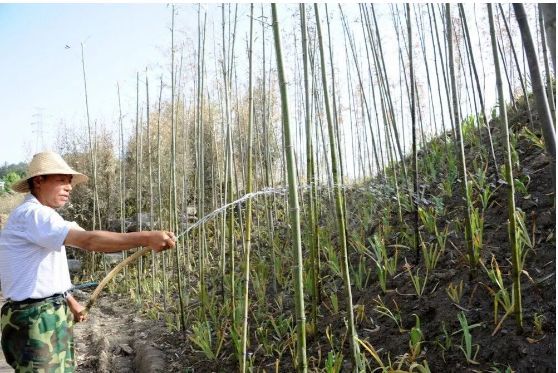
left=134, top=340, right=166, bottom=373
left=67, top=259, right=82, bottom=273
left=119, top=344, right=134, bottom=355
left=102, top=253, right=124, bottom=265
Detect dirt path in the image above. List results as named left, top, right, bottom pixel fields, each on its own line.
left=73, top=290, right=180, bottom=373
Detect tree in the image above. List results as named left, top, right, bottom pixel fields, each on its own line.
left=4, top=172, right=21, bottom=191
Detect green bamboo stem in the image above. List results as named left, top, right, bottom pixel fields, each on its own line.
left=240, top=5, right=254, bottom=372
left=221, top=4, right=236, bottom=330
left=271, top=4, right=307, bottom=372
left=299, top=3, right=320, bottom=328
left=459, top=3, right=499, bottom=180
left=169, top=5, right=186, bottom=333
left=538, top=6, right=556, bottom=120
left=156, top=76, right=167, bottom=311
left=116, top=83, right=128, bottom=278
left=488, top=3, right=522, bottom=330
left=446, top=4, right=475, bottom=275
left=135, top=72, right=143, bottom=300
left=146, top=70, right=156, bottom=302
left=513, top=4, right=556, bottom=180
left=80, top=43, right=98, bottom=273
left=315, top=4, right=362, bottom=371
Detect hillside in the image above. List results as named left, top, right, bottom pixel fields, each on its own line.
left=66, top=91, right=556, bottom=372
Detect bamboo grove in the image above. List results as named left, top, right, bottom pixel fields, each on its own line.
left=59, top=3, right=556, bottom=372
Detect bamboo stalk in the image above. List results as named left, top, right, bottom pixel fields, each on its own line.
left=513, top=4, right=556, bottom=183
left=459, top=3, right=499, bottom=179
left=446, top=4, right=475, bottom=275
left=271, top=5, right=308, bottom=371
left=240, top=5, right=254, bottom=372
left=537, top=6, right=556, bottom=120
left=315, top=4, right=362, bottom=371
left=80, top=43, right=98, bottom=274
left=169, top=5, right=186, bottom=333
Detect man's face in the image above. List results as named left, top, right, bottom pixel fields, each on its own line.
left=34, top=174, right=73, bottom=209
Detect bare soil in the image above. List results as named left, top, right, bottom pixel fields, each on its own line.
left=73, top=291, right=181, bottom=373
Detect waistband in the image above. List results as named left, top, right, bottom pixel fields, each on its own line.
left=7, top=292, right=69, bottom=307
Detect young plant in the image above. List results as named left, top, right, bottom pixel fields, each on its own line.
left=408, top=314, right=423, bottom=362
left=532, top=313, right=545, bottom=336
left=418, top=207, right=448, bottom=273
left=519, top=127, right=545, bottom=150
left=351, top=256, right=371, bottom=291
left=373, top=295, right=404, bottom=332
left=514, top=209, right=534, bottom=272
left=480, top=256, right=513, bottom=327
left=329, top=290, right=340, bottom=315
left=323, top=243, right=342, bottom=278
left=366, top=235, right=398, bottom=293
left=405, top=259, right=428, bottom=298
left=434, top=321, right=453, bottom=361
left=188, top=320, right=224, bottom=360
left=446, top=280, right=464, bottom=304
left=324, top=324, right=348, bottom=372
left=469, top=206, right=483, bottom=267
left=457, top=311, right=480, bottom=365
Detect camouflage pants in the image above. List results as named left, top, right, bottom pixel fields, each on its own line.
left=1, top=297, right=75, bottom=372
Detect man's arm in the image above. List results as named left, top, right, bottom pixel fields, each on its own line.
left=64, top=230, right=176, bottom=253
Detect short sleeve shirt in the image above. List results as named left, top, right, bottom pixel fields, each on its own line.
left=0, top=194, right=73, bottom=301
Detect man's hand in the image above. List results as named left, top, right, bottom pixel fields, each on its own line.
left=66, top=294, right=86, bottom=323
left=146, top=231, right=177, bottom=252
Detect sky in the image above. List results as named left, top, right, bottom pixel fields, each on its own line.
left=0, top=3, right=179, bottom=165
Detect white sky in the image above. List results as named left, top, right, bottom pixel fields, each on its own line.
left=0, top=3, right=178, bottom=165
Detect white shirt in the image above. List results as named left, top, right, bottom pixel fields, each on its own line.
left=0, top=194, right=73, bottom=301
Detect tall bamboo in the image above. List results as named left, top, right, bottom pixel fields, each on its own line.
left=459, top=4, right=500, bottom=175
left=156, top=76, right=167, bottom=311
left=221, top=3, right=236, bottom=330
left=146, top=70, right=155, bottom=302
left=513, top=3, right=556, bottom=184
left=537, top=7, right=556, bottom=119
left=271, top=4, right=307, bottom=371
left=169, top=5, right=186, bottom=333
left=497, top=3, right=534, bottom=128
left=116, top=83, right=127, bottom=278
left=197, top=4, right=208, bottom=314
left=261, top=4, right=278, bottom=295
left=370, top=4, right=408, bottom=182
left=407, top=4, right=420, bottom=263
left=539, top=4, right=556, bottom=72
left=315, top=4, right=362, bottom=371
left=300, top=3, right=320, bottom=328
left=80, top=43, right=99, bottom=273
left=488, top=3, right=522, bottom=330
left=134, top=72, right=143, bottom=299
left=446, top=4, right=475, bottom=275
left=240, top=5, right=254, bottom=372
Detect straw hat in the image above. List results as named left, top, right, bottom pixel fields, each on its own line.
left=11, top=151, right=88, bottom=193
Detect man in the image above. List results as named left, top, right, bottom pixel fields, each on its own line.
left=0, top=151, right=176, bottom=371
